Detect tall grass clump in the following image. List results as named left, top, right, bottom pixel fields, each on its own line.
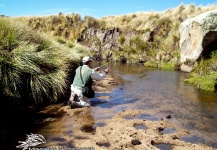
left=0, top=18, right=85, bottom=107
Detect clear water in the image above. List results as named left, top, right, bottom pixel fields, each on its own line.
left=7, top=61, right=217, bottom=149
left=91, top=61, right=217, bottom=148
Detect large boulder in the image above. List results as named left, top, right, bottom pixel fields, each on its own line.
left=179, top=10, right=217, bottom=72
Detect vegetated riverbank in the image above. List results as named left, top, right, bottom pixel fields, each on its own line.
left=184, top=51, right=217, bottom=92
left=0, top=17, right=88, bottom=149
left=8, top=74, right=217, bottom=150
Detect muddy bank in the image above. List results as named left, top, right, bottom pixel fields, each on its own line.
left=10, top=75, right=216, bottom=150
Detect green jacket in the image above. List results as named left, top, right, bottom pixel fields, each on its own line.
left=72, top=65, right=93, bottom=88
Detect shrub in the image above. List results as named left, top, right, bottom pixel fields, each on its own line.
left=0, top=18, right=84, bottom=106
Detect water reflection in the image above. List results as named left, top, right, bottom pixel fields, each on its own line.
left=92, top=61, right=217, bottom=147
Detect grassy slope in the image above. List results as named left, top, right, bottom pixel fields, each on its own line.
left=8, top=4, right=217, bottom=93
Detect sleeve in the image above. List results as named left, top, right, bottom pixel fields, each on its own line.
left=91, top=69, right=106, bottom=81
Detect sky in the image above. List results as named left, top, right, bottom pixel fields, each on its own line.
left=0, top=0, right=217, bottom=18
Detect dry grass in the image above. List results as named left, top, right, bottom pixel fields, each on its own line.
left=102, top=4, right=217, bottom=31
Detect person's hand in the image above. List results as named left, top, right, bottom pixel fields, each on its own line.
left=94, top=67, right=99, bottom=71
left=104, top=68, right=110, bottom=74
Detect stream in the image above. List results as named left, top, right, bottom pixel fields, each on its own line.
left=7, top=61, right=217, bottom=149
left=92, top=61, right=217, bottom=148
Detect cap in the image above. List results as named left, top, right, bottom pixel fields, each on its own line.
left=82, top=56, right=92, bottom=63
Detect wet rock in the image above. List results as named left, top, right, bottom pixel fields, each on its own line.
left=172, top=135, right=179, bottom=140
left=131, top=139, right=141, bottom=145
left=166, top=115, right=172, bottom=119
left=96, top=141, right=110, bottom=147
left=158, top=127, right=164, bottom=132
left=151, top=140, right=155, bottom=145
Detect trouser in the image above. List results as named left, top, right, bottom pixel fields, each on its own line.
left=69, top=85, right=91, bottom=107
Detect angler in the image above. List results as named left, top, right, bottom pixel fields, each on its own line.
left=68, top=56, right=110, bottom=108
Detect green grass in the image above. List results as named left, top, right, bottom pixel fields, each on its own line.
left=185, top=72, right=217, bottom=91
left=184, top=51, right=217, bottom=91
left=160, top=62, right=177, bottom=70
left=144, top=61, right=158, bottom=68
left=0, top=18, right=87, bottom=106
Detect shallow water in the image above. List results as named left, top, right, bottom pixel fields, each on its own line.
left=92, top=61, right=217, bottom=148
left=7, top=61, right=217, bottom=149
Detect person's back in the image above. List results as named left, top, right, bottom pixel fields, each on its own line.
left=73, top=65, right=92, bottom=88
left=69, top=56, right=109, bottom=108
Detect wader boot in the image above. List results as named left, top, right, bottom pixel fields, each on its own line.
left=68, top=95, right=84, bottom=109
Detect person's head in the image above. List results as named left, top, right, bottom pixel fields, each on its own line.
left=82, top=56, right=93, bottom=67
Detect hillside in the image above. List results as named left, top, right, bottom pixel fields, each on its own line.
left=12, top=4, right=217, bottom=91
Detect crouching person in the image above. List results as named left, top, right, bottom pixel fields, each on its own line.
left=69, top=56, right=109, bottom=108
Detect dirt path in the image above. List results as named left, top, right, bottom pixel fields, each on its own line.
left=28, top=75, right=216, bottom=150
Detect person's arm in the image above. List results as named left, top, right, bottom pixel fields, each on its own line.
left=91, top=67, right=109, bottom=81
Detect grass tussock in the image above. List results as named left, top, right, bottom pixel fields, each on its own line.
left=0, top=17, right=87, bottom=106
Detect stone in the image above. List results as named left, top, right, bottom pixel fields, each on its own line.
left=179, top=10, right=217, bottom=71
left=131, top=139, right=141, bottom=145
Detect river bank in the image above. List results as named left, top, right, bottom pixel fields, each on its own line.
left=10, top=74, right=216, bottom=150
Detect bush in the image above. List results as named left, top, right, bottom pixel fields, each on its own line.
left=0, top=18, right=84, bottom=106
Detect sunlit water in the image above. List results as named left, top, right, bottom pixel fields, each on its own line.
left=92, top=61, right=217, bottom=148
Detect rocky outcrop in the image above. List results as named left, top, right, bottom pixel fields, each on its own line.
left=179, top=10, right=217, bottom=72
left=78, top=27, right=150, bottom=61
left=78, top=28, right=120, bottom=59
